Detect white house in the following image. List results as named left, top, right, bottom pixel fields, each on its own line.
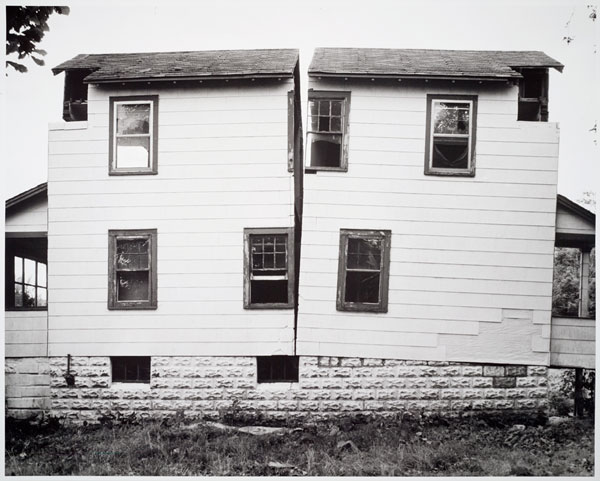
left=4, top=48, right=595, bottom=421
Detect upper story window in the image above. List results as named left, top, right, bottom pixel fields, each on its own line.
left=109, top=96, right=158, bottom=175
left=306, top=91, right=350, bottom=172
left=108, top=229, right=157, bottom=310
left=424, top=95, right=477, bottom=177
left=244, top=228, right=294, bottom=309
left=337, top=229, right=391, bottom=313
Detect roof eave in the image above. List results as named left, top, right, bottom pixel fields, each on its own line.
left=308, top=72, right=521, bottom=82
left=84, top=72, right=295, bottom=84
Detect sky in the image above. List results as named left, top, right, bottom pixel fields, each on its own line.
left=1, top=0, right=598, bottom=202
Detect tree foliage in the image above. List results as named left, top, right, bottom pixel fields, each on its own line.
left=6, top=6, right=69, bottom=73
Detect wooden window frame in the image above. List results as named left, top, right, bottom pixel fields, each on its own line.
left=424, top=94, right=477, bottom=177
left=111, top=356, right=151, bottom=383
left=243, top=227, right=294, bottom=309
left=306, top=90, right=351, bottom=172
left=337, top=229, right=391, bottom=313
left=109, top=95, right=159, bottom=176
left=257, top=356, right=299, bottom=383
left=108, top=229, right=157, bottom=310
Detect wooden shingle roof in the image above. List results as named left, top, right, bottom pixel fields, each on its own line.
left=309, top=48, right=564, bottom=80
left=52, top=49, right=299, bottom=83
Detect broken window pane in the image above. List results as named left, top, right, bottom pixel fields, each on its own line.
left=116, top=238, right=149, bottom=270
left=345, top=271, right=380, bottom=303
left=432, top=137, right=469, bottom=169
left=117, top=271, right=150, bottom=301
left=117, top=104, right=150, bottom=135
left=116, top=137, right=150, bottom=169
left=434, top=102, right=470, bottom=135
left=309, top=133, right=342, bottom=168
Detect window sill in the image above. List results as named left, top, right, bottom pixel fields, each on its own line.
left=5, top=307, right=48, bottom=312
left=110, top=382, right=151, bottom=391
left=244, top=304, right=294, bottom=310
left=108, top=305, right=157, bottom=311
left=109, top=170, right=158, bottom=176
left=256, top=381, right=299, bottom=389
left=337, top=304, right=388, bottom=313
left=424, top=169, right=475, bottom=177
left=305, top=166, right=347, bottom=174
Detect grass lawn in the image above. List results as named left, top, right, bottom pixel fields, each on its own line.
left=5, top=413, right=594, bottom=476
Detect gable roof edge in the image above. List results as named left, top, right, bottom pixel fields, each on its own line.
left=557, top=194, right=596, bottom=225
left=6, top=182, right=48, bottom=210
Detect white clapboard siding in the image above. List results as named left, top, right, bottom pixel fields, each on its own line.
left=47, top=81, right=295, bottom=357
left=298, top=80, right=558, bottom=365
left=5, top=311, right=47, bottom=357
left=48, top=340, right=293, bottom=357
left=6, top=197, right=48, bottom=232
left=297, top=341, right=447, bottom=361
left=49, top=150, right=287, bottom=169
left=49, top=313, right=288, bottom=330
left=550, top=317, right=595, bottom=368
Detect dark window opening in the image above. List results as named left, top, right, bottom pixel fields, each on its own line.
left=5, top=237, right=47, bottom=310
left=63, top=70, right=90, bottom=121
left=111, top=357, right=151, bottom=383
left=309, top=136, right=342, bottom=168
left=517, top=68, right=549, bottom=122
left=257, top=356, right=299, bottom=383
left=244, top=228, right=294, bottom=309
left=432, top=137, right=469, bottom=169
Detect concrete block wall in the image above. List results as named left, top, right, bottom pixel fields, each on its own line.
left=5, top=357, right=51, bottom=419
left=47, top=356, right=549, bottom=422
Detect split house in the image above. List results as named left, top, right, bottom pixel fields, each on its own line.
left=4, top=48, right=595, bottom=421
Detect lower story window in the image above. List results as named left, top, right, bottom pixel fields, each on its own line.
left=111, top=356, right=151, bottom=383
left=337, top=229, right=392, bottom=312
left=243, top=227, right=294, bottom=309
left=5, top=236, right=48, bottom=310
left=257, top=356, right=299, bottom=383
left=108, top=229, right=157, bottom=310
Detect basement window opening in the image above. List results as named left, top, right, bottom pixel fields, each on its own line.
left=257, top=356, right=299, bottom=383
left=111, top=356, right=151, bottom=383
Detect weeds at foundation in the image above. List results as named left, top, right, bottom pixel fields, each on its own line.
left=4, top=411, right=594, bottom=476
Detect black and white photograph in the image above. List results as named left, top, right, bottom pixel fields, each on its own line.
left=2, top=0, right=596, bottom=476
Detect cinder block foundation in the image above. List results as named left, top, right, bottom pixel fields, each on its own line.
left=44, top=356, right=549, bottom=422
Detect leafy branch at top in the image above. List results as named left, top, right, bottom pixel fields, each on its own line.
left=6, top=6, right=69, bottom=73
